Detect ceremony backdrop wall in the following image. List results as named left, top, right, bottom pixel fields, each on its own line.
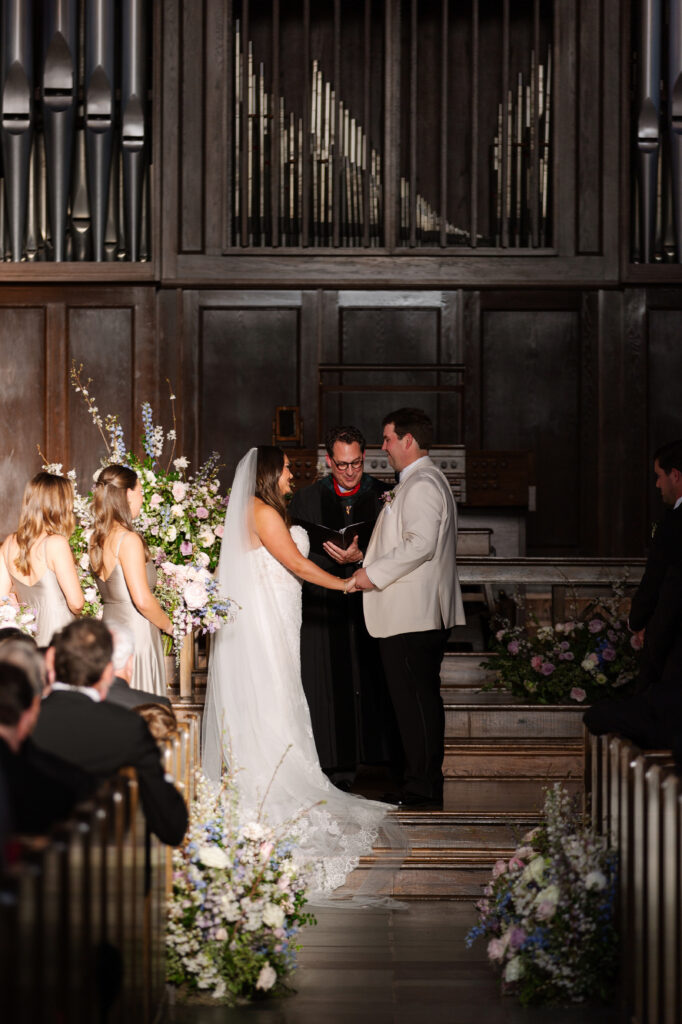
left=0, top=0, right=677, bottom=561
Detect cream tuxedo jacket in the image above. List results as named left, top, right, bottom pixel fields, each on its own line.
left=362, top=459, right=465, bottom=638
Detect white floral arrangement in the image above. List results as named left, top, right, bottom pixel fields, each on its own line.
left=0, top=597, right=38, bottom=637
left=154, top=559, right=238, bottom=661
left=466, top=784, right=618, bottom=1006
left=166, top=771, right=315, bottom=1004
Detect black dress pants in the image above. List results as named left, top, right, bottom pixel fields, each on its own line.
left=378, top=627, right=449, bottom=799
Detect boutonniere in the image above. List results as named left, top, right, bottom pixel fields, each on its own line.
left=381, top=489, right=396, bottom=507
left=651, top=520, right=659, bottom=540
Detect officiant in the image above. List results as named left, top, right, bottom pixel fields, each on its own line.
left=289, top=425, right=398, bottom=789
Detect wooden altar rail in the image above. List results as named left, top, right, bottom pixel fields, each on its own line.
left=585, top=730, right=679, bottom=1024
left=457, top=557, right=646, bottom=621
left=0, top=715, right=201, bottom=1024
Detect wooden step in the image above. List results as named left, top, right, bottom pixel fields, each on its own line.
left=441, top=651, right=497, bottom=690
left=443, top=738, right=583, bottom=814
left=443, top=699, right=584, bottom=739
left=340, top=810, right=539, bottom=900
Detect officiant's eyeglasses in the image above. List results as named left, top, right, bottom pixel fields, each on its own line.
left=332, top=457, right=363, bottom=471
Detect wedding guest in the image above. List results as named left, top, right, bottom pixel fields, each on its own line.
left=107, top=626, right=172, bottom=710
left=0, top=662, right=94, bottom=834
left=89, top=465, right=172, bottom=697
left=0, top=634, right=48, bottom=697
left=585, top=440, right=682, bottom=748
left=0, top=472, right=84, bottom=645
left=34, top=619, right=187, bottom=846
left=289, top=424, right=399, bottom=789
left=135, top=702, right=179, bottom=741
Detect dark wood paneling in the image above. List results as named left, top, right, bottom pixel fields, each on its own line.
left=647, top=308, right=682, bottom=528
left=480, top=306, right=581, bottom=554
left=67, top=308, right=136, bottom=489
left=198, top=305, right=301, bottom=480
left=577, top=0, right=602, bottom=254
left=180, top=0, right=205, bottom=253
left=0, top=309, right=47, bottom=534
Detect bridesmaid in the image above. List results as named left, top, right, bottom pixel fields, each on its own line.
left=0, top=472, right=84, bottom=645
left=89, top=464, right=171, bottom=696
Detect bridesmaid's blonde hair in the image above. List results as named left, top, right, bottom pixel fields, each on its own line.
left=14, top=473, right=76, bottom=576
left=89, top=464, right=149, bottom=575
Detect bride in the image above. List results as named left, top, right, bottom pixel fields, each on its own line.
left=203, top=446, right=401, bottom=899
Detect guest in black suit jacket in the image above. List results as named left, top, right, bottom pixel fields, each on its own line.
left=0, top=662, right=95, bottom=834
left=585, top=440, right=682, bottom=747
left=107, top=626, right=172, bottom=711
left=33, top=619, right=187, bottom=846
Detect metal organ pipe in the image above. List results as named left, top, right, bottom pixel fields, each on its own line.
left=121, top=0, right=147, bottom=263
left=1, top=0, right=34, bottom=261
left=42, top=0, right=78, bottom=261
left=84, top=0, right=114, bottom=261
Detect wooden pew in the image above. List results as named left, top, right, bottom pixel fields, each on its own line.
left=586, top=731, right=678, bottom=1024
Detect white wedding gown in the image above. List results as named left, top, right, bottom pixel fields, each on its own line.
left=203, top=449, right=402, bottom=900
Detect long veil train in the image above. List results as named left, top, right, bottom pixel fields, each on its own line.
left=202, top=447, right=405, bottom=902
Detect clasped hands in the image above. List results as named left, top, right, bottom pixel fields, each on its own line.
left=322, top=535, right=375, bottom=594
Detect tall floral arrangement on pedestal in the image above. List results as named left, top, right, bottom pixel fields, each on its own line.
left=39, top=365, right=236, bottom=655
left=466, top=784, right=618, bottom=1006
left=166, top=769, right=315, bottom=1004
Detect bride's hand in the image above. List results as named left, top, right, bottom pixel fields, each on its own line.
left=344, top=574, right=359, bottom=594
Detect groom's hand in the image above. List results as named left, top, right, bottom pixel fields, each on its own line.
left=323, top=537, right=363, bottom=564
left=351, top=567, right=376, bottom=591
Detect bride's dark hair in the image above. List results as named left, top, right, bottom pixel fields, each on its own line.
left=255, top=446, right=290, bottom=523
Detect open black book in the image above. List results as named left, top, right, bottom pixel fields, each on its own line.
left=292, top=519, right=372, bottom=556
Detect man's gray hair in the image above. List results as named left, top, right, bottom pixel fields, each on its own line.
left=111, top=627, right=135, bottom=672
left=0, top=637, right=47, bottom=697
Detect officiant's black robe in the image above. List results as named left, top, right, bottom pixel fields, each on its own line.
left=289, top=473, right=396, bottom=778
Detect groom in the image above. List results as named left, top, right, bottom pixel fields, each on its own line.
left=350, top=408, right=464, bottom=809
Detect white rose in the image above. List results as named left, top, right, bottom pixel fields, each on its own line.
left=585, top=870, right=606, bottom=891
left=214, top=927, right=228, bottom=942
left=521, top=855, right=546, bottom=885
left=84, top=587, right=97, bottom=602
left=533, top=883, right=560, bottom=907
left=503, top=957, right=525, bottom=983
left=79, top=553, right=90, bottom=570
left=241, top=822, right=266, bottom=841
left=184, top=581, right=209, bottom=610
left=166, top=525, right=177, bottom=542
left=144, top=469, right=157, bottom=484
left=197, top=845, right=230, bottom=869
left=196, top=552, right=210, bottom=568
left=171, top=504, right=184, bottom=518
left=255, top=964, right=277, bottom=991
left=172, top=481, right=187, bottom=502
left=199, top=526, right=216, bottom=548
left=262, top=903, right=285, bottom=929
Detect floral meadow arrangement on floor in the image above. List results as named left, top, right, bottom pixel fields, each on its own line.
left=484, top=596, right=641, bottom=705
left=466, top=784, right=618, bottom=1006
left=166, top=771, right=315, bottom=1004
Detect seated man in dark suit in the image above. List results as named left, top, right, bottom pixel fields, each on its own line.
left=584, top=440, right=682, bottom=748
left=33, top=619, right=187, bottom=847
left=107, top=627, right=172, bottom=710
left=0, top=662, right=94, bottom=834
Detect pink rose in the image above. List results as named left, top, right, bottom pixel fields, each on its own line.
left=588, top=618, right=605, bottom=633
left=184, top=580, right=209, bottom=610
left=602, top=646, right=616, bottom=662
left=149, top=493, right=163, bottom=508
left=195, top=506, right=209, bottom=519
left=492, top=859, right=508, bottom=879
left=215, top=524, right=224, bottom=538
left=487, top=938, right=507, bottom=962
left=540, top=662, right=555, bottom=676
left=180, top=540, right=193, bottom=556
left=172, top=481, right=187, bottom=502
left=530, top=655, right=544, bottom=671
left=570, top=687, right=587, bottom=703
left=536, top=900, right=557, bottom=921
left=507, top=640, right=520, bottom=655
left=508, top=856, right=525, bottom=871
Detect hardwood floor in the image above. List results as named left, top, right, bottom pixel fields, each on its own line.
left=165, top=901, right=618, bottom=1024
